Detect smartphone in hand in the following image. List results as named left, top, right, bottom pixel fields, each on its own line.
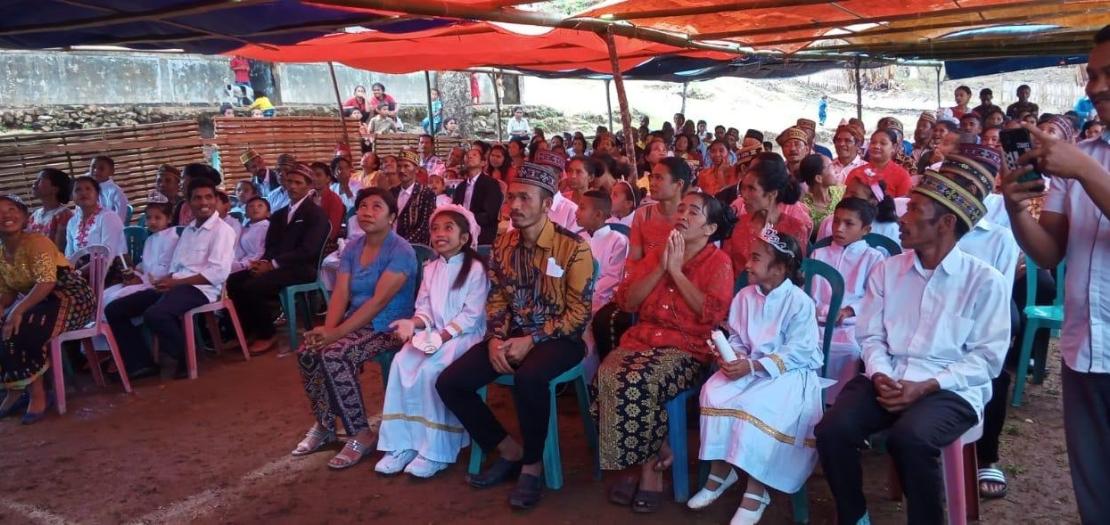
left=1000, top=128, right=1045, bottom=190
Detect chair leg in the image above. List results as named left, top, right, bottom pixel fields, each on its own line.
left=542, top=386, right=564, bottom=490
left=83, top=339, right=106, bottom=387
left=223, top=301, right=251, bottom=360
left=101, top=328, right=132, bottom=394
left=50, top=340, right=67, bottom=415
left=281, top=292, right=299, bottom=351
left=666, top=394, right=691, bottom=503
left=1010, top=323, right=1039, bottom=407
left=204, top=313, right=223, bottom=354
left=183, top=312, right=198, bottom=380
left=466, top=386, right=489, bottom=476
left=573, top=377, right=601, bottom=480
left=942, top=441, right=967, bottom=525
left=963, top=443, right=980, bottom=521
left=791, top=486, right=810, bottom=524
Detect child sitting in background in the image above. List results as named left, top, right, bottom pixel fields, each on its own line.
left=809, top=197, right=885, bottom=403
left=231, top=197, right=271, bottom=274
left=608, top=180, right=638, bottom=228
left=215, top=190, right=242, bottom=237
left=576, top=189, right=630, bottom=380
left=231, top=180, right=259, bottom=217
left=429, top=174, right=452, bottom=208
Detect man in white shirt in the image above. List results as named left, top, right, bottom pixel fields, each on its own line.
left=89, top=155, right=130, bottom=224
left=533, top=150, right=579, bottom=232
left=105, top=177, right=236, bottom=380
left=831, top=124, right=867, bottom=185
left=451, top=141, right=503, bottom=245
left=418, top=134, right=446, bottom=178
left=1001, top=27, right=1110, bottom=522
left=507, top=108, right=530, bottom=140
left=817, top=145, right=1010, bottom=525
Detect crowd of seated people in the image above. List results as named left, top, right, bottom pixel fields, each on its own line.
left=4, top=27, right=1110, bottom=524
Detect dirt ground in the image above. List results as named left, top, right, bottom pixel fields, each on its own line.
left=0, top=339, right=1078, bottom=525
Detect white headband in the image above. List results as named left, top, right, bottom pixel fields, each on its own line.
left=430, top=204, right=481, bottom=249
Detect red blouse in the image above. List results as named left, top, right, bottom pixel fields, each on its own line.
left=723, top=211, right=811, bottom=280
left=629, top=203, right=676, bottom=259
left=615, top=244, right=733, bottom=363
left=849, top=162, right=912, bottom=198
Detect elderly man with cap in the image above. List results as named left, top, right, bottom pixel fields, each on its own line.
left=797, top=117, right=833, bottom=159
left=241, top=148, right=281, bottom=197
left=912, top=111, right=936, bottom=163
left=816, top=143, right=1011, bottom=525
left=832, top=123, right=867, bottom=185
left=265, top=153, right=299, bottom=212
left=436, top=159, right=594, bottom=510
left=228, top=161, right=330, bottom=355
left=777, top=126, right=811, bottom=176
left=391, top=148, right=438, bottom=246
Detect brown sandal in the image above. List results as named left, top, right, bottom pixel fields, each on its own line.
left=631, top=489, right=663, bottom=513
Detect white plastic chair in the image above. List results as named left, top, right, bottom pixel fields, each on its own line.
left=179, top=289, right=250, bottom=380
left=49, top=245, right=131, bottom=414
left=888, top=418, right=984, bottom=524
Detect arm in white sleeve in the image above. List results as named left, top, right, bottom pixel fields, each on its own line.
left=841, top=250, right=885, bottom=314
left=755, top=297, right=821, bottom=378
left=197, top=226, right=236, bottom=287
left=857, top=263, right=896, bottom=378
left=934, top=269, right=1010, bottom=391
left=442, top=262, right=491, bottom=338
left=725, top=293, right=752, bottom=358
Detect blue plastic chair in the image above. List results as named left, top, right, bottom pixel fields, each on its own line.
left=228, top=210, right=244, bottom=222
left=123, top=226, right=148, bottom=266
left=476, top=244, right=492, bottom=259
left=278, top=225, right=333, bottom=350
left=733, top=271, right=749, bottom=295
left=1011, top=256, right=1066, bottom=407
left=124, top=204, right=134, bottom=225
left=664, top=386, right=699, bottom=503
left=369, top=243, right=435, bottom=388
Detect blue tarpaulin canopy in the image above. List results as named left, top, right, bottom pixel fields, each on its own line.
left=945, top=55, right=1089, bottom=80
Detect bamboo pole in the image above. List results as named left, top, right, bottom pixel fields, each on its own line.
left=491, top=70, right=503, bottom=142
left=936, top=66, right=943, bottom=110
left=697, top=0, right=1072, bottom=40
left=854, top=56, right=862, bottom=122
left=327, top=62, right=349, bottom=144
left=424, top=71, right=435, bottom=142
left=681, top=82, right=688, bottom=115
left=605, top=79, right=614, bottom=132
left=605, top=0, right=835, bottom=20
left=604, top=29, right=637, bottom=168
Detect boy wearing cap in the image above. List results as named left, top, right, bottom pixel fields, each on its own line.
left=436, top=160, right=594, bottom=510
left=391, top=148, right=437, bottom=245
left=817, top=144, right=1011, bottom=525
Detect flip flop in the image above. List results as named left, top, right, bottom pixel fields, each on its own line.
left=978, top=467, right=1008, bottom=499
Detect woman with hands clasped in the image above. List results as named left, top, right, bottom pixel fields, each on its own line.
left=290, top=188, right=418, bottom=470
left=375, top=206, right=489, bottom=479
left=691, top=226, right=822, bottom=525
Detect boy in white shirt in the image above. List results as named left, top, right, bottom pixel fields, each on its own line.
left=231, top=197, right=271, bottom=273
left=89, top=155, right=130, bottom=224
left=575, top=190, right=628, bottom=315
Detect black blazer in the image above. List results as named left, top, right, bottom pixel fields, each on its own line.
left=391, top=183, right=437, bottom=246
left=452, top=173, right=504, bottom=245
left=264, top=197, right=330, bottom=279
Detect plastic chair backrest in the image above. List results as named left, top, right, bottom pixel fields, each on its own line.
left=411, top=243, right=435, bottom=297
left=137, top=213, right=147, bottom=228
left=125, top=204, right=134, bottom=225
left=864, top=233, right=901, bottom=256
left=812, top=236, right=833, bottom=251
left=123, top=226, right=148, bottom=266
left=68, top=244, right=111, bottom=325
left=733, top=271, right=749, bottom=295
left=802, top=258, right=845, bottom=379
left=607, top=223, right=631, bottom=237
left=1025, top=255, right=1067, bottom=309
left=228, top=210, right=244, bottom=222
left=476, top=244, right=492, bottom=259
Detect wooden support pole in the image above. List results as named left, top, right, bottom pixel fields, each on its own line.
left=854, top=56, right=863, bottom=122
left=424, top=70, right=436, bottom=141
left=681, top=82, right=688, bottom=115
left=604, top=29, right=637, bottom=168
left=936, top=65, right=943, bottom=111
left=492, top=70, right=503, bottom=142
left=327, top=62, right=349, bottom=144
left=607, top=0, right=835, bottom=20
left=605, top=79, right=614, bottom=132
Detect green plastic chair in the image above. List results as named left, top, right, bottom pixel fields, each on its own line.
left=466, top=260, right=602, bottom=490
left=370, top=243, right=435, bottom=387
left=812, top=234, right=901, bottom=257
left=137, top=213, right=147, bottom=229
left=734, top=270, right=749, bottom=295
left=1011, top=256, right=1066, bottom=407
left=228, top=210, right=244, bottom=222
left=123, top=226, right=148, bottom=266
left=476, top=244, right=492, bottom=259
left=124, top=204, right=134, bottom=225
left=607, top=223, right=631, bottom=237
left=278, top=225, right=333, bottom=351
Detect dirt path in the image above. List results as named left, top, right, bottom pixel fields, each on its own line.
left=0, top=342, right=1077, bottom=524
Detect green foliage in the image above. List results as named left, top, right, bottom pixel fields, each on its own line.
left=529, top=0, right=606, bottom=16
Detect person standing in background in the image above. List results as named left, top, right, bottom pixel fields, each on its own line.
left=818, top=95, right=829, bottom=127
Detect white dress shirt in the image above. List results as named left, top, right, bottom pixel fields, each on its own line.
left=857, top=247, right=1010, bottom=416
left=580, top=225, right=630, bottom=314
left=608, top=211, right=635, bottom=228
left=231, top=219, right=270, bottom=273
left=811, top=239, right=885, bottom=322
left=170, top=213, right=237, bottom=302
left=396, top=182, right=415, bottom=218
left=98, top=178, right=130, bottom=224
left=285, top=194, right=311, bottom=224
left=331, top=180, right=362, bottom=211
left=66, top=207, right=126, bottom=260
left=981, top=193, right=1011, bottom=230
left=958, top=219, right=1019, bottom=289
left=138, top=227, right=179, bottom=281
left=548, top=191, right=580, bottom=233
left=222, top=214, right=243, bottom=238
left=463, top=172, right=481, bottom=210
left=267, top=187, right=290, bottom=213
left=831, top=155, right=866, bottom=185
left=1042, top=135, right=1110, bottom=373
left=507, top=117, right=530, bottom=137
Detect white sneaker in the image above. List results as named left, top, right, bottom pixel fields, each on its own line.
left=688, top=468, right=739, bottom=510
left=374, top=449, right=417, bottom=475
left=404, top=455, right=449, bottom=478
left=730, top=490, right=771, bottom=525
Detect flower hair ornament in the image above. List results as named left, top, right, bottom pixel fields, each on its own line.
left=759, top=224, right=794, bottom=258
left=849, top=168, right=885, bottom=202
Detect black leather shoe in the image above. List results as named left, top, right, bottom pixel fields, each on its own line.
left=0, top=392, right=29, bottom=418
left=466, top=458, right=520, bottom=489
left=509, top=473, right=544, bottom=510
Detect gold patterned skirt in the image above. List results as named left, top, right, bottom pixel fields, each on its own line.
left=0, top=267, right=94, bottom=389
left=592, top=346, right=706, bottom=470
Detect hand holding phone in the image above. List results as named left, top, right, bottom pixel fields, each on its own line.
left=999, top=128, right=1044, bottom=191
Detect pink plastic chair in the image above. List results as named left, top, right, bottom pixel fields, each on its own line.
left=179, top=289, right=250, bottom=379
left=49, top=245, right=132, bottom=415
left=888, top=420, right=983, bottom=524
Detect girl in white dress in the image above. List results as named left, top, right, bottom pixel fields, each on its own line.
left=103, top=200, right=179, bottom=305
left=375, top=204, right=489, bottom=479
left=691, top=226, right=822, bottom=525
left=809, top=198, right=885, bottom=403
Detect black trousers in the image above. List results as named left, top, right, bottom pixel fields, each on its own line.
left=105, top=286, right=209, bottom=372
left=1062, top=366, right=1110, bottom=524
left=979, top=268, right=1057, bottom=465
left=816, top=375, right=977, bottom=525
left=590, top=302, right=635, bottom=362
left=227, top=266, right=313, bottom=340
left=436, top=337, right=583, bottom=465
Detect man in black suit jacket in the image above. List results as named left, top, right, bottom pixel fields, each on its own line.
left=392, top=149, right=437, bottom=245
left=452, top=141, right=503, bottom=245
left=228, top=162, right=330, bottom=355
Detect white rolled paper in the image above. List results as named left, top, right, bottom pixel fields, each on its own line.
left=710, top=329, right=738, bottom=362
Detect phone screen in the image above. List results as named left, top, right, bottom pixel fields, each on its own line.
left=999, top=128, right=1042, bottom=185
